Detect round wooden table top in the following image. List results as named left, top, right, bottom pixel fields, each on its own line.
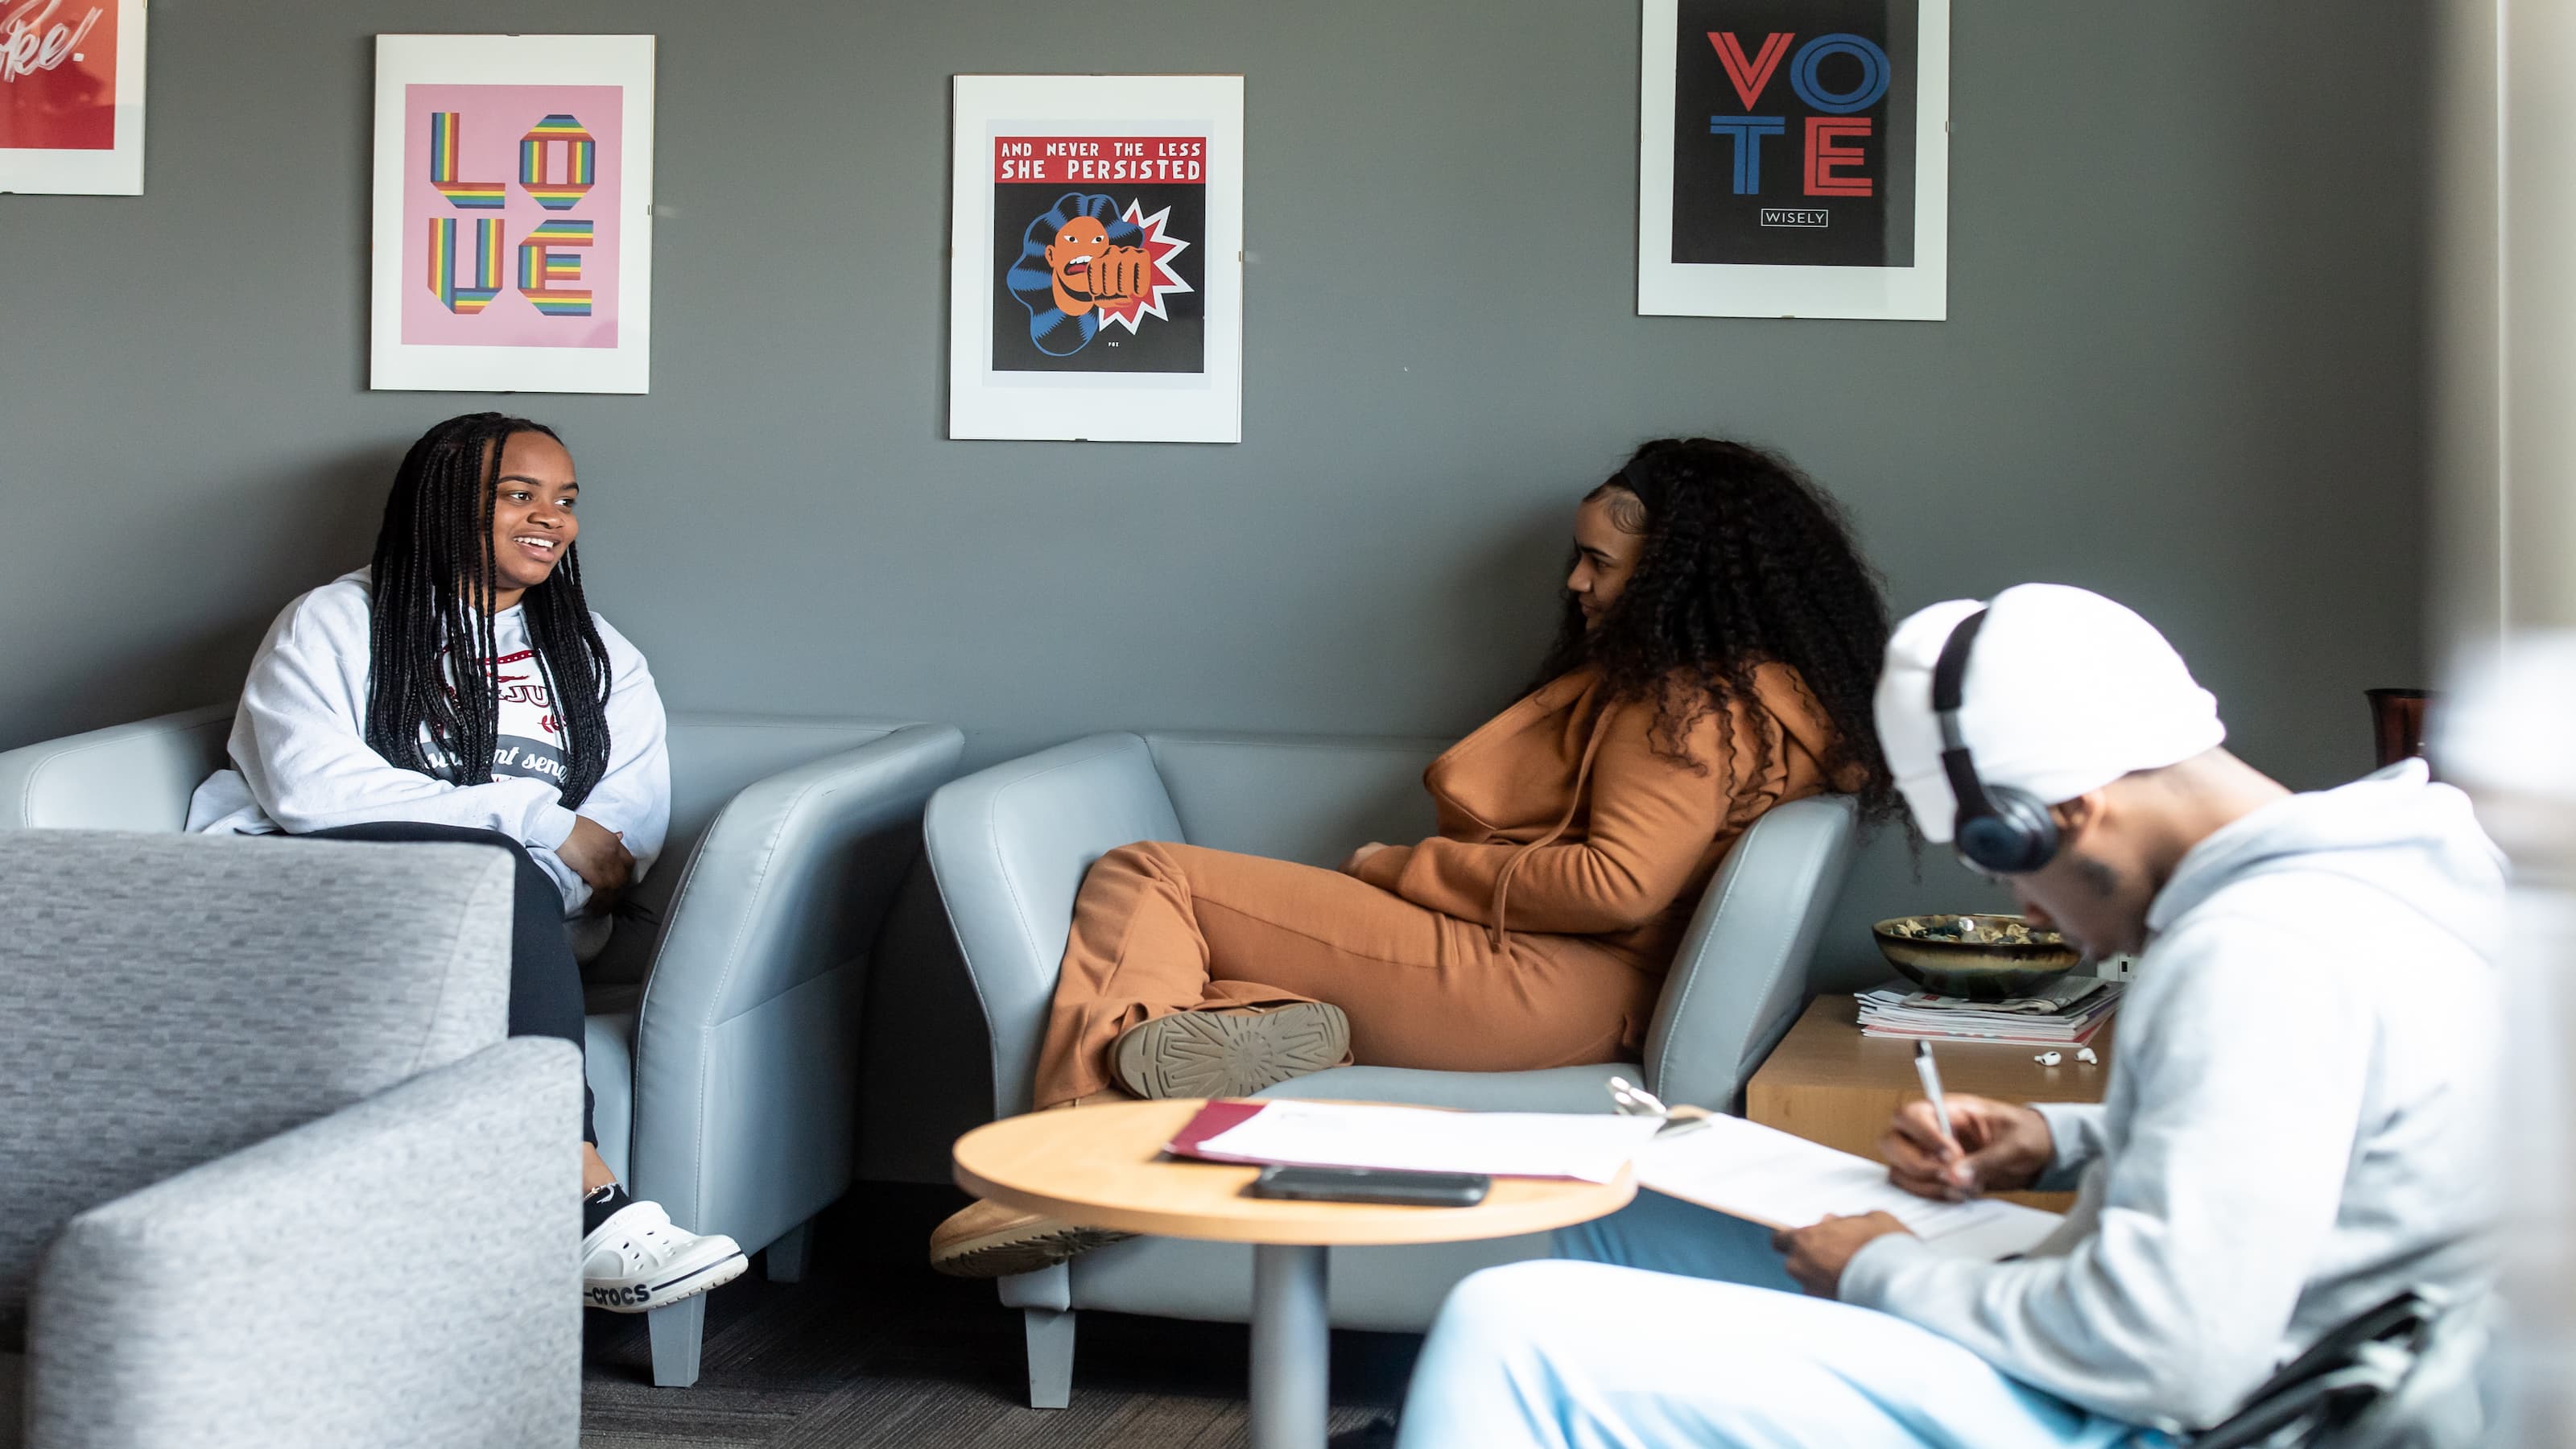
left=952, top=1098, right=1637, bottom=1246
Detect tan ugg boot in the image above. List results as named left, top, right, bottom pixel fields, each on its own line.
left=928, top=1199, right=1132, bottom=1279
left=1110, top=1001, right=1352, bottom=1100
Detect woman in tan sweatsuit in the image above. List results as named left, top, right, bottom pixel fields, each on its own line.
left=1032, top=661, right=1844, bottom=1104
left=938, top=436, right=1901, bottom=1276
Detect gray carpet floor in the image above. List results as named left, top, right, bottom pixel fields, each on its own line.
left=580, top=1186, right=1418, bottom=1448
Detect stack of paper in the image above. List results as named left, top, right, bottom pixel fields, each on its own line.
left=1855, top=975, right=2121, bottom=1045
left=1636, top=1113, right=2065, bottom=1261
left=1168, top=1101, right=2071, bottom=1265
left=1168, top=1100, right=1666, bottom=1183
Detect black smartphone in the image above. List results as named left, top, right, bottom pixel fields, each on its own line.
left=1248, top=1164, right=1491, bottom=1208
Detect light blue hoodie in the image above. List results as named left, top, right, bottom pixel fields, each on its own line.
left=1839, top=761, right=2505, bottom=1430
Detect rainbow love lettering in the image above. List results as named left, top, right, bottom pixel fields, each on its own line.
left=422, top=109, right=601, bottom=318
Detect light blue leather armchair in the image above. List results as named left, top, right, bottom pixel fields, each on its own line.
left=923, top=730, right=1860, bottom=1407
left=0, top=707, right=966, bottom=1389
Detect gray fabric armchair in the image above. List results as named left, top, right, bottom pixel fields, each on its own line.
left=0, top=707, right=967, bottom=1387
left=1, top=832, right=584, bottom=1449
left=923, top=729, right=1860, bottom=1407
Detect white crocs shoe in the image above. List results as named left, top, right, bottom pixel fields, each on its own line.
left=580, top=1199, right=748, bottom=1313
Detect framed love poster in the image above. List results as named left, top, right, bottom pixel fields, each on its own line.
left=948, top=74, right=1244, bottom=443
left=1639, top=0, right=1950, bottom=320
left=369, top=34, right=656, bottom=393
left=0, top=0, right=147, bottom=195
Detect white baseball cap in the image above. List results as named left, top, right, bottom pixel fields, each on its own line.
left=1873, top=584, right=2227, bottom=844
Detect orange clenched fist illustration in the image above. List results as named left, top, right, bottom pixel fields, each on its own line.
left=1009, top=192, right=1187, bottom=357
left=1044, top=213, right=1152, bottom=314
left=1071, top=244, right=1154, bottom=305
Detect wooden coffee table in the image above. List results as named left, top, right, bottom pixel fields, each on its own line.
left=952, top=1098, right=1637, bottom=1449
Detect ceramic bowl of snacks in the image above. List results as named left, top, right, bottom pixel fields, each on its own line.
left=1872, top=914, right=2083, bottom=1001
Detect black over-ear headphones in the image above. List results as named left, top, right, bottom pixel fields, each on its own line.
left=1933, top=608, right=2062, bottom=874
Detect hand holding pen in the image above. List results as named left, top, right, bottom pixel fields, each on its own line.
left=1882, top=1048, right=2058, bottom=1203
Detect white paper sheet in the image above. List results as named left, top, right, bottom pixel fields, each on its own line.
left=1189, top=1102, right=1668, bottom=1183
left=1637, top=1113, right=2064, bottom=1261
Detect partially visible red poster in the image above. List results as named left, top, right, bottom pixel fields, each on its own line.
left=0, top=0, right=141, bottom=193
left=0, top=0, right=118, bottom=151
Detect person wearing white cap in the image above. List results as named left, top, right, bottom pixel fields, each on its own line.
left=1375, top=583, right=2503, bottom=1448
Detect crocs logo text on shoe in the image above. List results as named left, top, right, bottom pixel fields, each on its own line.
left=587, top=1284, right=653, bottom=1307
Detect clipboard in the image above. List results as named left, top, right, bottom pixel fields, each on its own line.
left=1634, top=1111, right=2066, bottom=1261
left=1163, top=1100, right=1663, bottom=1183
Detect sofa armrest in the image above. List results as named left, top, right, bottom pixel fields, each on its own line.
left=638, top=722, right=966, bottom=1030
left=923, top=734, right=1183, bottom=1117
left=1642, top=795, right=1860, bottom=1112
left=27, top=1038, right=582, bottom=1449
left=627, top=724, right=965, bottom=1238
left=0, top=705, right=232, bottom=832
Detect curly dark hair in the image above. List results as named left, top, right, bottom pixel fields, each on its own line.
left=1530, top=436, right=1900, bottom=832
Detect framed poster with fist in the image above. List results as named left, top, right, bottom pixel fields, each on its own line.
left=948, top=73, right=1243, bottom=442
left=1638, top=0, right=1950, bottom=320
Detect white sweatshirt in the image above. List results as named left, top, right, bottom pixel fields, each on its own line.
left=1839, top=761, right=2504, bottom=1431
left=188, top=568, right=671, bottom=927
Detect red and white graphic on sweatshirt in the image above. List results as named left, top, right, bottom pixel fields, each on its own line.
left=485, top=646, right=570, bottom=790
left=436, top=642, right=568, bottom=791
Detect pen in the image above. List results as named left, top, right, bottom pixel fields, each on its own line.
left=1913, top=1041, right=1957, bottom=1146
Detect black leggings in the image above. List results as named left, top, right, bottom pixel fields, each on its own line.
left=303, top=822, right=597, bottom=1145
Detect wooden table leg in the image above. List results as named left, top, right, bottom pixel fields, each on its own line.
left=1251, top=1243, right=1330, bottom=1449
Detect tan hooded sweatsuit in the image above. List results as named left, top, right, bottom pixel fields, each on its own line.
left=1030, top=663, right=1847, bottom=1108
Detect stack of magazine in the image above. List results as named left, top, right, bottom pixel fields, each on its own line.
left=1854, top=975, right=2122, bottom=1046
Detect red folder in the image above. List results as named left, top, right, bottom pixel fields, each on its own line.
left=1163, top=1100, right=1273, bottom=1164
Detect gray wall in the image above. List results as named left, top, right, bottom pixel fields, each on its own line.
left=3, top=2, right=2429, bottom=1161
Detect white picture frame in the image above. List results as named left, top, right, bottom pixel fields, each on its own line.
left=948, top=73, right=1245, bottom=443
left=0, top=0, right=148, bottom=196
left=1637, top=0, right=1949, bottom=320
left=369, top=34, right=656, bottom=394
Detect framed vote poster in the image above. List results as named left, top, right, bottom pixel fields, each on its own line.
left=948, top=74, right=1244, bottom=443
left=0, top=0, right=147, bottom=195
left=1638, top=0, right=1949, bottom=320
left=369, top=34, right=656, bottom=394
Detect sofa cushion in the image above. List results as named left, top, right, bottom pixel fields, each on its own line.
left=0, top=833, right=512, bottom=1347
left=1143, top=732, right=1443, bottom=865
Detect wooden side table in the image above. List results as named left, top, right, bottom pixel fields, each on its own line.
left=953, top=1098, right=1635, bottom=1449
left=1744, top=996, right=2116, bottom=1212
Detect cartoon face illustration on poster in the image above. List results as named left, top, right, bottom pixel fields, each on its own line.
left=1670, top=0, right=1917, bottom=269
left=989, top=134, right=1204, bottom=374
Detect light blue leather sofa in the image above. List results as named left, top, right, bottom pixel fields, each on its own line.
left=0, top=706, right=966, bottom=1388
left=923, top=730, right=1860, bottom=1407
left=3, top=831, right=584, bottom=1449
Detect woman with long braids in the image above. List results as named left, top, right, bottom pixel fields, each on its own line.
left=933, top=436, right=1901, bottom=1276
left=188, top=412, right=747, bottom=1314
